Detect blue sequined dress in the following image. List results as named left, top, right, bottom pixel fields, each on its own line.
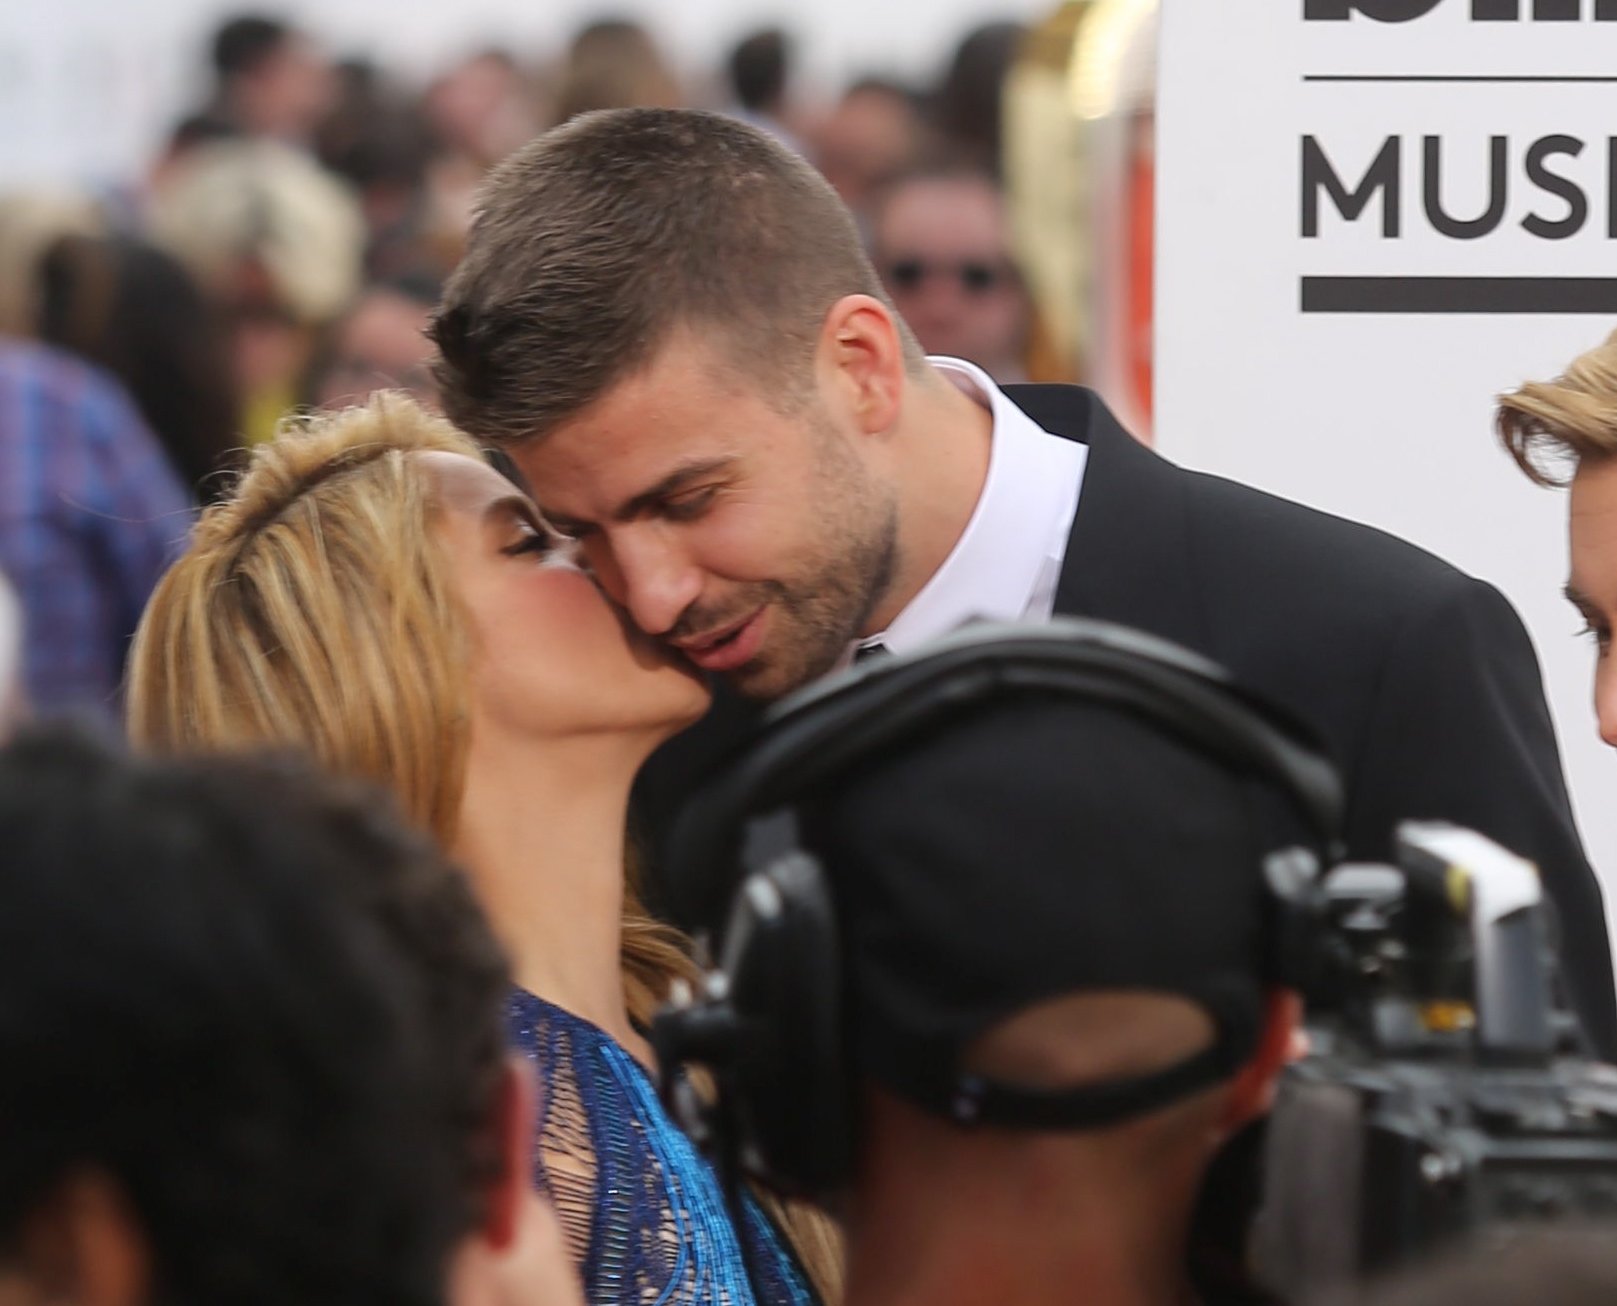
left=507, top=988, right=818, bottom=1306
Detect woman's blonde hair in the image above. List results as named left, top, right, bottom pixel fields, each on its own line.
left=1498, top=329, right=1617, bottom=487
left=127, top=393, right=843, bottom=1300
left=126, top=392, right=692, bottom=1026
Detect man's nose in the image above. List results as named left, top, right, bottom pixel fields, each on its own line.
left=601, top=529, right=703, bottom=637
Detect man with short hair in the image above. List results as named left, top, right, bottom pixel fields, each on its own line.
left=431, top=107, right=1617, bottom=1056
left=0, top=727, right=578, bottom=1306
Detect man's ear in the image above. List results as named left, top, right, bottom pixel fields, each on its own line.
left=483, top=1055, right=539, bottom=1253
left=817, top=293, right=908, bottom=436
left=13, top=1171, right=149, bottom=1306
left=1219, top=989, right=1303, bottom=1132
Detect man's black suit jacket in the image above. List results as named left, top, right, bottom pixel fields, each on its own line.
left=632, top=384, right=1617, bottom=1057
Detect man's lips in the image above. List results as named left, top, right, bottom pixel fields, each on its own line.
left=676, top=608, right=767, bottom=673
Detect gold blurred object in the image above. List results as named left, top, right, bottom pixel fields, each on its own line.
left=1445, top=865, right=1475, bottom=918
left=1003, top=3, right=1094, bottom=383
left=1071, top=0, right=1160, bottom=122
left=1005, top=0, right=1159, bottom=433
left=1421, top=1001, right=1478, bottom=1034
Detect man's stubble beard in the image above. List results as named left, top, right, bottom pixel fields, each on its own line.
left=727, top=435, right=900, bottom=702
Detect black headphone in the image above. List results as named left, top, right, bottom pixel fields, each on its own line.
left=653, top=618, right=1345, bottom=1201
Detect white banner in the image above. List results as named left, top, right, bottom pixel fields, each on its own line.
left=1156, top=0, right=1617, bottom=928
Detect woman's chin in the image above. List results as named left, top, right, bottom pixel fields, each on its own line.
left=659, top=668, right=714, bottom=734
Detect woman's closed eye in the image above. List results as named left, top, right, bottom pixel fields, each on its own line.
left=502, top=519, right=581, bottom=567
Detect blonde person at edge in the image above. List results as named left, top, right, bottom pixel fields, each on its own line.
left=125, top=393, right=839, bottom=1306
left=1498, top=328, right=1617, bottom=753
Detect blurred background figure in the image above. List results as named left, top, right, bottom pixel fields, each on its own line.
left=315, top=58, right=442, bottom=279
left=1003, top=2, right=1093, bottom=393
left=304, top=273, right=442, bottom=410
left=869, top=167, right=1034, bottom=384
left=193, top=13, right=337, bottom=150
left=553, top=18, right=683, bottom=123
left=0, top=340, right=191, bottom=718
left=148, top=137, right=364, bottom=444
left=421, top=50, right=544, bottom=268
left=0, top=725, right=582, bottom=1306
left=928, top=21, right=1027, bottom=180
left=0, top=573, right=20, bottom=737
left=0, top=193, right=104, bottom=341
left=1334, top=1227, right=1617, bottom=1306
left=34, top=234, right=243, bottom=501
left=809, top=78, right=927, bottom=228
left=725, top=28, right=803, bottom=153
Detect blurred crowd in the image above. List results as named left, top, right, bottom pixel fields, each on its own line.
left=0, top=9, right=1065, bottom=721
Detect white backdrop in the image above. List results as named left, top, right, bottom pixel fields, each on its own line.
left=0, top=0, right=1048, bottom=191
left=1156, top=0, right=1617, bottom=933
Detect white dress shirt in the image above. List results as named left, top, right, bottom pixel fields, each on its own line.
left=852, top=357, right=1087, bottom=660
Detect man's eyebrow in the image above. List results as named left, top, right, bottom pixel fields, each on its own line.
left=616, top=458, right=736, bottom=521
left=545, top=457, right=738, bottom=531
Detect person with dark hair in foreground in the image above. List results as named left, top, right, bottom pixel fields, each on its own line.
left=431, top=107, right=1617, bottom=1057
left=663, top=666, right=1310, bottom=1306
left=817, top=705, right=1300, bottom=1306
left=0, top=725, right=579, bottom=1306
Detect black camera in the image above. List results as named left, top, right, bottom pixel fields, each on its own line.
left=1252, top=822, right=1617, bottom=1299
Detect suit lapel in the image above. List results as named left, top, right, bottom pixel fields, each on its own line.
left=1002, top=385, right=1210, bottom=653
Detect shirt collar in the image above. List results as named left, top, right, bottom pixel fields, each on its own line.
left=858, top=357, right=1084, bottom=658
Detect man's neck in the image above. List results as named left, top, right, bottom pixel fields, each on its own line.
left=844, top=1097, right=1206, bottom=1306
left=862, top=366, right=994, bottom=636
left=844, top=1192, right=1195, bottom=1306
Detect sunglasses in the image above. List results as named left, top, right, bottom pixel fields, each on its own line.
left=884, top=258, right=1013, bottom=295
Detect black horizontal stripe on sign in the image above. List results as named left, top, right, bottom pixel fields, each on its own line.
left=1300, top=276, right=1617, bottom=313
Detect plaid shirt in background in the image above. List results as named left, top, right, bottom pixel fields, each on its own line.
left=0, top=341, right=195, bottom=717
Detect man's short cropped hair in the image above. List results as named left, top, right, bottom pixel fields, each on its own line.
left=431, top=107, right=919, bottom=446
left=0, top=725, right=509, bottom=1306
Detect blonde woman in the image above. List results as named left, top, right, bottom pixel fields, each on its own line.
left=127, top=393, right=837, bottom=1306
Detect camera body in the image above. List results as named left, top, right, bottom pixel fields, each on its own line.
left=1253, top=823, right=1617, bottom=1298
